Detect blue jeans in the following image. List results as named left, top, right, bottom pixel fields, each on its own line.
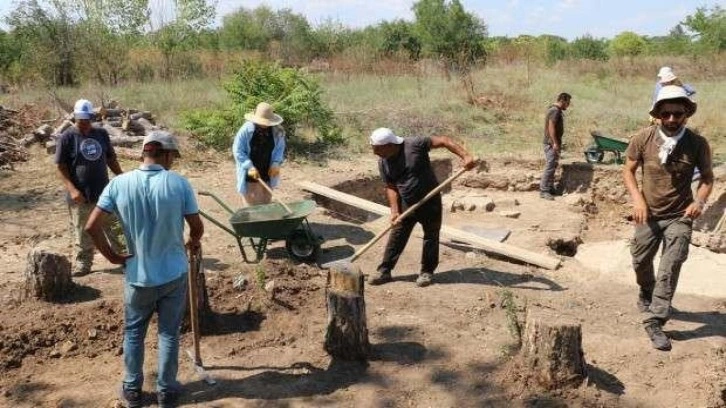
left=123, top=274, right=188, bottom=393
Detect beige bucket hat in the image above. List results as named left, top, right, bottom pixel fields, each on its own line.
left=244, top=102, right=283, bottom=127
left=649, top=85, right=697, bottom=118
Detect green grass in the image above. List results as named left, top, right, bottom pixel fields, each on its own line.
left=2, top=63, right=724, bottom=162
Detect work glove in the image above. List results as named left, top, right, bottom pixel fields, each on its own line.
left=247, top=168, right=259, bottom=180
left=268, top=166, right=280, bottom=178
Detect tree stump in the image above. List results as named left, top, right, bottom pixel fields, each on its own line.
left=324, top=264, right=370, bottom=361
left=24, top=248, right=72, bottom=302
left=520, top=308, right=587, bottom=389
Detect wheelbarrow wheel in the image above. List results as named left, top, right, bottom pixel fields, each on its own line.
left=285, top=229, right=320, bottom=262
left=584, top=145, right=604, bottom=164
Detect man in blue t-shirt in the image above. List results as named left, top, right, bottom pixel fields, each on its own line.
left=84, top=131, right=204, bottom=408
left=55, top=99, right=124, bottom=275
left=368, top=128, right=476, bottom=287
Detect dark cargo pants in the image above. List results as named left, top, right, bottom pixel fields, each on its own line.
left=377, top=196, right=442, bottom=276
left=630, top=216, right=692, bottom=326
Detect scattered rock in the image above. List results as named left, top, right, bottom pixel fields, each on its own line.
left=546, top=234, right=583, bottom=257
left=60, top=340, right=77, bottom=355
left=500, top=211, right=521, bottom=219
left=88, top=329, right=98, bottom=340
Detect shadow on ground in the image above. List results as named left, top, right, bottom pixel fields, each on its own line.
left=667, top=308, right=726, bottom=340
left=390, top=267, right=566, bottom=292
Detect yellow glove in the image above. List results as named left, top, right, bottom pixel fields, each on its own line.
left=247, top=168, right=259, bottom=179
left=269, top=166, right=280, bottom=178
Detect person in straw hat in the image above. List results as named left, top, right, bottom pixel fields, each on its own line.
left=623, top=85, right=713, bottom=351
left=232, top=102, right=286, bottom=205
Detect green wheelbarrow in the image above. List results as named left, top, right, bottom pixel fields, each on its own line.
left=197, top=191, right=321, bottom=264
left=584, top=130, right=629, bottom=164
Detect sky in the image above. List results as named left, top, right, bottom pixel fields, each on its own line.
left=0, top=0, right=724, bottom=40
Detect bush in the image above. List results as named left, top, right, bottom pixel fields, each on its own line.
left=181, top=60, right=342, bottom=150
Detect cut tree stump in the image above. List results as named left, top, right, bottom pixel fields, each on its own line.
left=24, top=248, right=72, bottom=302
left=520, top=308, right=587, bottom=389
left=324, top=264, right=370, bottom=361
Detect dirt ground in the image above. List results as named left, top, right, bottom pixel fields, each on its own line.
left=1, top=145, right=725, bottom=407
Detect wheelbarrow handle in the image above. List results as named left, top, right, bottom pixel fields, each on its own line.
left=197, top=190, right=235, bottom=215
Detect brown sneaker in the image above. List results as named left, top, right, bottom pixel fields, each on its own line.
left=368, top=271, right=392, bottom=285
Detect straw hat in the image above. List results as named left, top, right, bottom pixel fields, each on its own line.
left=244, top=102, right=283, bottom=127
left=649, top=85, right=697, bottom=118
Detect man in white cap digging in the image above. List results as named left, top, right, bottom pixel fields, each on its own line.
left=232, top=102, right=286, bottom=205
left=368, top=128, right=476, bottom=287
left=85, top=130, right=204, bottom=408
left=623, top=85, right=713, bottom=351
left=55, top=98, right=124, bottom=276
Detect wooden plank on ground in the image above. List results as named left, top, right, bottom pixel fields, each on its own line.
left=298, top=181, right=561, bottom=270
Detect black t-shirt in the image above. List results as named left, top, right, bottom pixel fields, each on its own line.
left=378, top=136, right=438, bottom=205
left=247, top=126, right=275, bottom=183
left=542, top=105, right=564, bottom=145
left=54, top=126, right=115, bottom=202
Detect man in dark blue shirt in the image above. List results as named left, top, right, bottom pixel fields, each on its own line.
left=55, top=99, right=123, bottom=276
left=368, top=128, right=475, bottom=287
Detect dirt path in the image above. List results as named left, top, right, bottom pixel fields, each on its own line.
left=1, top=148, right=724, bottom=407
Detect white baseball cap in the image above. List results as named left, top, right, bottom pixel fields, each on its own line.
left=142, top=131, right=181, bottom=157
left=73, top=99, right=94, bottom=120
left=370, top=128, right=403, bottom=146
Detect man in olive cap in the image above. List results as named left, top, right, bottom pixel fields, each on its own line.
left=623, top=85, right=713, bottom=351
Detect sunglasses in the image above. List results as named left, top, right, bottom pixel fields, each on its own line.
left=659, top=110, right=686, bottom=120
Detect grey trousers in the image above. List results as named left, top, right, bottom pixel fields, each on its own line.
left=630, top=216, right=692, bottom=326
left=540, top=144, right=559, bottom=193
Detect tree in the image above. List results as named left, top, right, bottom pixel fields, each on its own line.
left=7, top=0, right=79, bottom=85
left=152, top=0, right=215, bottom=79
left=570, top=34, right=609, bottom=61
left=378, top=19, right=421, bottom=60
left=682, top=6, right=726, bottom=52
left=609, top=31, right=646, bottom=57
left=412, top=0, right=487, bottom=70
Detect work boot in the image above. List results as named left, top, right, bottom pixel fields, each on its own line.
left=637, top=289, right=653, bottom=313
left=644, top=323, right=672, bottom=351
left=416, top=273, right=433, bottom=287
left=539, top=191, right=555, bottom=201
left=368, top=271, right=392, bottom=285
left=119, top=386, right=143, bottom=408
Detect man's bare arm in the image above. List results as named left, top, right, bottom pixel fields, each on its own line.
left=430, top=136, right=476, bottom=170
left=185, top=213, right=204, bottom=249
left=84, top=207, right=131, bottom=265
left=57, top=163, right=85, bottom=204
left=623, top=158, right=648, bottom=224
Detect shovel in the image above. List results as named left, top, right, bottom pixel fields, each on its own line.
left=256, top=177, right=294, bottom=217
left=321, top=165, right=470, bottom=271
left=186, top=245, right=216, bottom=386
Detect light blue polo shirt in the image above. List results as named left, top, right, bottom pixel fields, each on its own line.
left=97, top=164, right=199, bottom=287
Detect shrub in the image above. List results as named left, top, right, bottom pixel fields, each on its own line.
left=181, top=60, right=342, bottom=150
